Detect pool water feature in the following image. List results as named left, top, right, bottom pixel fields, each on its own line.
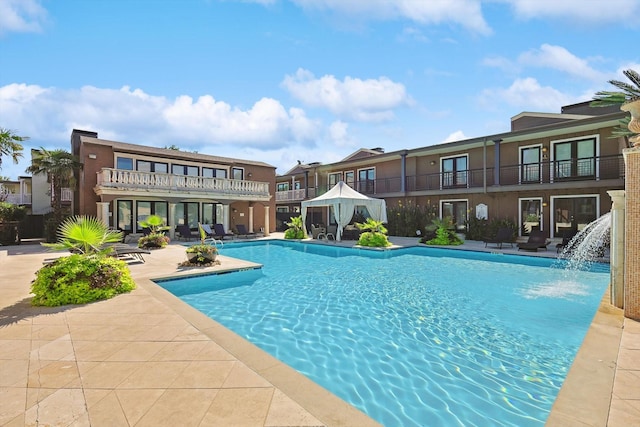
left=158, top=241, right=609, bottom=427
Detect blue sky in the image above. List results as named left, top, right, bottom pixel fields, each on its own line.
left=1, top=0, right=639, bottom=180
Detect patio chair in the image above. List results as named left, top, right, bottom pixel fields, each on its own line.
left=176, top=224, right=197, bottom=241
left=235, top=224, right=256, bottom=238
left=517, top=230, right=551, bottom=252
left=213, top=223, right=235, bottom=240
left=310, top=224, right=325, bottom=239
left=483, top=227, right=514, bottom=249
left=318, top=224, right=336, bottom=241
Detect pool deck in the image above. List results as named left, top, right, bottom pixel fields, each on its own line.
left=0, top=235, right=638, bottom=426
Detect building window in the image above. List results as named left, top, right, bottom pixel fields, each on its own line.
left=232, top=167, right=244, bottom=180
left=175, top=202, right=199, bottom=229
left=552, top=195, right=598, bottom=238
left=345, top=171, right=355, bottom=188
left=116, top=157, right=133, bottom=170
left=520, top=146, right=541, bottom=183
left=441, top=200, right=467, bottom=232
left=553, top=137, right=596, bottom=179
left=357, top=168, right=375, bottom=194
left=441, top=155, right=467, bottom=188
left=328, top=172, right=342, bottom=188
left=137, top=160, right=168, bottom=173
left=172, top=164, right=199, bottom=176
left=202, top=203, right=222, bottom=225
left=136, top=201, right=168, bottom=230
left=116, top=200, right=133, bottom=232
left=276, top=206, right=289, bottom=213
left=277, top=182, right=289, bottom=192
left=202, top=167, right=227, bottom=178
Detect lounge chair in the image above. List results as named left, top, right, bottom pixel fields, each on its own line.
left=517, top=230, right=551, bottom=252
left=318, top=225, right=336, bottom=241
left=176, top=224, right=197, bottom=241
left=201, top=223, right=216, bottom=238
left=235, top=224, right=256, bottom=238
left=213, top=223, right=235, bottom=240
left=107, top=244, right=151, bottom=263
left=483, top=227, right=514, bottom=249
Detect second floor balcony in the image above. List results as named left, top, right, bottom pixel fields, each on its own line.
left=1, top=192, right=32, bottom=205
left=95, top=168, right=271, bottom=201
left=275, top=154, right=625, bottom=201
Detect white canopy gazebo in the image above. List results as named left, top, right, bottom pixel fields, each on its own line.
left=301, top=181, right=388, bottom=241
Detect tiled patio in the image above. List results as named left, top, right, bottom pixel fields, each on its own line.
left=0, top=236, right=638, bottom=426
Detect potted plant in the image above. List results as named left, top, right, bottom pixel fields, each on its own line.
left=185, top=223, right=218, bottom=265
left=137, top=214, right=170, bottom=249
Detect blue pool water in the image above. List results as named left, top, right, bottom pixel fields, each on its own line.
left=158, top=241, right=609, bottom=427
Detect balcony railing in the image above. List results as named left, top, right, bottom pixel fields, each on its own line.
left=60, top=188, right=73, bottom=202
left=97, top=168, right=270, bottom=197
left=276, top=188, right=317, bottom=202
left=1, top=193, right=32, bottom=204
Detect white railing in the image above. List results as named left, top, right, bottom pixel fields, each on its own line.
left=1, top=193, right=32, bottom=204
left=97, top=168, right=270, bottom=197
left=60, top=188, right=73, bottom=202
left=275, top=188, right=317, bottom=202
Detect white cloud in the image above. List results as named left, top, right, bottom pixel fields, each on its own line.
left=328, top=120, right=357, bottom=147
left=501, top=0, right=640, bottom=24
left=442, top=130, right=467, bottom=143
left=245, top=0, right=491, bottom=34
left=478, top=77, right=576, bottom=111
left=0, top=0, right=48, bottom=35
left=0, top=84, right=321, bottom=150
left=282, top=68, right=412, bottom=122
left=519, top=44, right=607, bottom=82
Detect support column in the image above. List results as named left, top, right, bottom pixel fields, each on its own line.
left=248, top=206, right=254, bottom=232
left=493, top=139, right=502, bottom=186
left=168, top=202, right=176, bottom=240
left=607, top=190, right=625, bottom=309
left=623, top=147, right=640, bottom=319
left=264, top=205, right=270, bottom=236
left=96, top=202, right=110, bottom=227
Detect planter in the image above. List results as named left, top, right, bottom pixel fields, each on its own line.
left=186, top=248, right=217, bottom=264
left=621, top=99, right=640, bottom=146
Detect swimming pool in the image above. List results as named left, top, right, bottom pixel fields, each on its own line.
left=157, top=241, right=609, bottom=426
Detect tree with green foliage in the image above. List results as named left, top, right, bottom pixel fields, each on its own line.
left=0, top=128, right=26, bottom=170
left=26, top=148, right=83, bottom=240
left=591, top=69, right=640, bottom=146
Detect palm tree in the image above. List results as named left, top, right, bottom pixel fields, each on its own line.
left=591, top=69, right=640, bottom=146
left=26, top=148, right=82, bottom=216
left=43, top=215, right=123, bottom=255
left=0, top=128, right=27, bottom=170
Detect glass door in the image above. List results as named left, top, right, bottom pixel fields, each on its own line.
left=520, top=199, right=542, bottom=236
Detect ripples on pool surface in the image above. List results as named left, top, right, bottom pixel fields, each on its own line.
left=158, top=241, right=609, bottom=427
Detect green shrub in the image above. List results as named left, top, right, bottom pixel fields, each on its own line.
left=357, top=231, right=391, bottom=247
left=386, top=199, right=438, bottom=237
left=31, top=254, right=135, bottom=306
left=426, top=226, right=463, bottom=245
left=0, top=202, right=27, bottom=222
left=465, top=216, right=488, bottom=241
left=284, top=215, right=306, bottom=239
left=356, top=218, right=391, bottom=247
